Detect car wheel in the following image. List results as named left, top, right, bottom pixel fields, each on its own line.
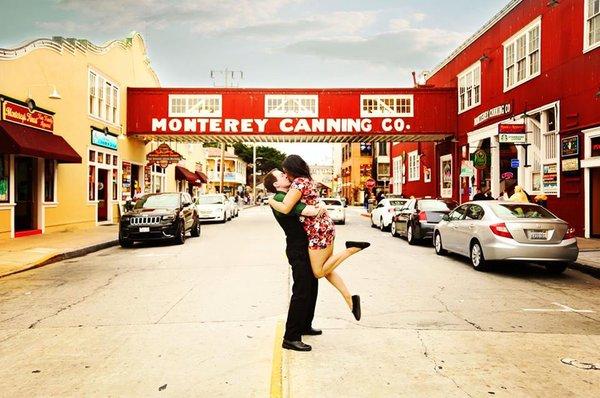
left=380, top=218, right=386, bottom=232
left=220, top=211, right=227, bottom=223
left=470, top=240, right=487, bottom=271
left=390, top=221, right=398, bottom=237
left=190, top=216, right=201, bottom=237
left=371, top=216, right=376, bottom=228
left=434, top=232, right=447, bottom=255
left=407, top=224, right=417, bottom=245
left=119, top=232, right=134, bottom=248
left=545, top=262, right=567, bottom=275
left=174, top=220, right=186, bottom=245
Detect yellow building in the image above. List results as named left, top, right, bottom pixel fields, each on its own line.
left=205, top=146, right=247, bottom=194
left=341, top=143, right=374, bottom=205
left=0, top=33, right=160, bottom=239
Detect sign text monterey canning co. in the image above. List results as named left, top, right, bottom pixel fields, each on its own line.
left=1, top=99, right=54, bottom=132
left=474, top=103, right=511, bottom=126
left=150, top=117, right=410, bottom=134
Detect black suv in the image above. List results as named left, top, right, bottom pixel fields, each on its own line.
left=119, top=192, right=200, bottom=247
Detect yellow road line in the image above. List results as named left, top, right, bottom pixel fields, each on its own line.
left=270, top=320, right=284, bottom=398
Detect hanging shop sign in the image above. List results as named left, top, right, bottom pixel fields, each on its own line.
left=561, top=136, right=579, bottom=157
left=501, top=172, right=514, bottom=180
left=561, top=158, right=580, bottom=172
left=591, top=136, right=600, bottom=158
left=499, top=133, right=527, bottom=144
left=460, top=160, right=474, bottom=177
left=474, top=103, right=511, bottom=126
left=146, top=143, right=183, bottom=168
left=542, top=164, right=558, bottom=194
left=91, top=128, right=118, bottom=150
left=472, top=149, right=488, bottom=170
left=1, top=98, right=54, bottom=132
left=498, top=123, right=526, bottom=134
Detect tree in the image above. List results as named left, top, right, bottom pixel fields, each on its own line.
left=233, top=143, right=287, bottom=184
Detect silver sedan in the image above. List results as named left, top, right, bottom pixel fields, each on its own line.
left=433, top=201, right=579, bottom=274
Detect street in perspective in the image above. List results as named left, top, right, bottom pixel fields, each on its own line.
left=1, top=0, right=600, bottom=396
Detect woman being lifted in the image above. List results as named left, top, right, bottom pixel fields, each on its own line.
left=267, top=155, right=370, bottom=320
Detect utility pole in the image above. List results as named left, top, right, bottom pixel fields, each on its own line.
left=252, top=144, right=257, bottom=203
left=209, top=68, right=244, bottom=193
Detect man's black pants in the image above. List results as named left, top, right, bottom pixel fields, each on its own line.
left=284, top=244, right=318, bottom=341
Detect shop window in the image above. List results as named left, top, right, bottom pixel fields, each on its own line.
left=97, top=152, right=104, bottom=164
left=377, top=142, right=388, bottom=156
left=585, top=0, right=600, bottom=51
left=44, top=159, right=56, bottom=202
left=0, top=155, right=9, bottom=202
left=524, top=106, right=559, bottom=194
left=457, top=61, right=481, bottom=113
left=89, top=165, right=96, bottom=201
left=89, top=150, right=96, bottom=162
left=360, top=95, right=413, bottom=118
left=503, top=18, right=541, bottom=91
left=265, top=95, right=318, bottom=118
left=169, top=94, right=222, bottom=117
left=88, top=69, right=120, bottom=124
left=151, top=164, right=166, bottom=194
left=408, top=151, right=420, bottom=182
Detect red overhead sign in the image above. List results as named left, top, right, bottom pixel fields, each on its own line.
left=498, top=123, right=526, bottom=134
left=1, top=99, right=54, bottom=132
left=127, top=88, right=456, bottom=141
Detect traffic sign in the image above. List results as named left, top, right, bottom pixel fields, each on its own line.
left=365, top=178, right=376, bottom=189
left=511, top=159, right=520, bottom=168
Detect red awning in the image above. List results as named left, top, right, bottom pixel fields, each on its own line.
left=175, top=165, right=202, bottom=186
left=195, top=171, right=208, bottom=183
left=0, top=121, right=81, bottom=163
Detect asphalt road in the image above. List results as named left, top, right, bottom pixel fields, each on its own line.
left=0, top=206, right=598, bottom=397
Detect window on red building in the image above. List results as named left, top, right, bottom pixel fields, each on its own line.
left=585, top=0, right=600, bottom=51
left=504, top=18, right=541, bottom=91
left=458, top=61, right=481, bottom=113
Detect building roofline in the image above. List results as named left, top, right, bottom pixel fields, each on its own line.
left=427, top=0, right=522, bottom=79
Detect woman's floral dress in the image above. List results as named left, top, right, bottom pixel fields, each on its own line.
left=290, top=177, right=335, bottom=249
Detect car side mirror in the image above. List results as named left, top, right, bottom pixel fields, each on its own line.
left=124, top=199, right=134, bottom=211
left=442, top=214, right=450, bottom=221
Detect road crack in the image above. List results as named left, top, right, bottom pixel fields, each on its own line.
left=416, top=330, right=473, bottom=398
left=433, top=289, right=483, bottom=331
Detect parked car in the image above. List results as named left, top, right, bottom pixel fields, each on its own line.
left=320, top=198, right=346, bottom=224
left=371, top=198, right=409, bottom=231
left=196, top=194, right=232, bottom=222
left=119, top=192, right=200, bottom=247
left=433, top=201, right=578, bottom=273
left=391, top=198, right=458, bottom=244
left=229, top=197, right=240, bottom=217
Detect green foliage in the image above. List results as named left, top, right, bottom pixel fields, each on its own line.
left=233, top=143, right=287, bottom=174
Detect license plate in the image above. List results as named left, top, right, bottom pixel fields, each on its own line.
left=139, top=227, right=150, bottom=233
left=528, top=230, right=547, bottom=240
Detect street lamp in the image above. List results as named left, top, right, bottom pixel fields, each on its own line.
left=27, top=84, right=62, bottom=100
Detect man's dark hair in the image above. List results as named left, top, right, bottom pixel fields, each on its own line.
left=282, top=154, right=312, bottom=180
left=264, top=170, right=278, bottom=194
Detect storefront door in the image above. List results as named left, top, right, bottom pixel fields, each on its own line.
left=98, top=169, right=108, bottom=222
left=14, top=156, right=36, bottom=232
left=131, top=164, right=141, bottom=198
left=591, top=168, right=600, bottom=237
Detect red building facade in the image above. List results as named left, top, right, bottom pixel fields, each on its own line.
left=391, top=0, right=600, bottom=238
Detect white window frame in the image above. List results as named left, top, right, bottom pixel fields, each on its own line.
left=457, top=61, right=481, bottom=113
left=584, top=0, right=600, bottom=53
left=503, top=17, right=541, bottom=92
left=408, top=150, right=420, bottom=182
left=88, top=68, right=121, bottom=126
left=150, top=164, right=166, bottom=193
left=392, top=157, right=402, bottom=193
left=264, top=95, right=318, bottom=118
left=360, top=95, right=414, bottom=118
left=168, top=94, right=222, bottom=117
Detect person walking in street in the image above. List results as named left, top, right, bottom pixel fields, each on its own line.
left=264, top=172, right=324, bottom=352
left=268, top=155, right=368, bottom=322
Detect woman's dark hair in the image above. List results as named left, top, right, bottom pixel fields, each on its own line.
left=282, top=155, right=312, bottom=180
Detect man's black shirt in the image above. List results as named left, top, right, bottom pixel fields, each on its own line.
left=272, top=208, right=309, bottom=249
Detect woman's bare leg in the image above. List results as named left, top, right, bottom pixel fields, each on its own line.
left=325, top=270, right=353, bottom=309
left=308, top=246, right=334, bottom=279
left=321, top=247, right=361, bottom=275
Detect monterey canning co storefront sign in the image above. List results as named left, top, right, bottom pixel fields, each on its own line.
left=126, top=88, right=457, bottom=140
left=1, top=99, right=54, bottom=132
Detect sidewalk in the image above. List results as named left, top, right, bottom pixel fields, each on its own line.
left=573, top=237, right=600, bottom=277
left=0, top=225, right=118, bottom=278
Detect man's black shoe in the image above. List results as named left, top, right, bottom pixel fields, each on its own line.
left=352, top=295, right=361, bottom=321
left=345, top=241, right=371, bottom=250
left=302, top=328, right=323, bottom=336
left=282, top=340, right=312, bottom=351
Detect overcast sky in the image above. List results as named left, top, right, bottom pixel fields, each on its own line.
left=0, top=0, right=508, bottom=164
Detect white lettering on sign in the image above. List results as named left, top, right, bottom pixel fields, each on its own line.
left=150, top=117, right=405, bottom=134
left=474, top=103, right=511, bottom=126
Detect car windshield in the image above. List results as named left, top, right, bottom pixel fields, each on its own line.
left=198, top=195, right=224, bottom=205
left=134, top=194, right=180, bottom=209
left=322, top=199, right=342, bottom=206
left=418, top=200, right=458, bottom=211
left=389, top=200, right=407, bottom=206
left=493, top=204, right=556, bottom=219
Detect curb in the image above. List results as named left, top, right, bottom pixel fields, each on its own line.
left=0, top=240, right=119, bottom=279
left=568, top=262, right=600, bottom=279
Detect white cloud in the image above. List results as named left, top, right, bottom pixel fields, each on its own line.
left=389, top=18, right=411, bottom=31
left=412, top=12, right=426, bottom=22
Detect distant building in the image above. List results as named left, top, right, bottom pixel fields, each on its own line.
left=205, top=146, right=247, bottom=194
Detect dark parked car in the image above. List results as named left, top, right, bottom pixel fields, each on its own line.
left=391, top=198, right=458, bottom=245
left=119, top=192, right=200, bottom=247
